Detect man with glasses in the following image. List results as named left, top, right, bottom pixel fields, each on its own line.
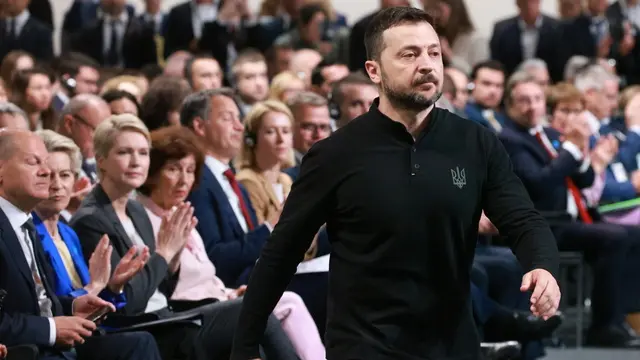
left=56, top=94, right=111, bottom=216
left=287, top=91, right=332, bottom=166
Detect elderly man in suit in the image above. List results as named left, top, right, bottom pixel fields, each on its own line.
left=498, top=71, right=640, bottom=347
left=0, top=129, right=161, bottom=360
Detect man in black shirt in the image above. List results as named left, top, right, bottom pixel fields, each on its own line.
left=232, top=7, right=561, bottom=360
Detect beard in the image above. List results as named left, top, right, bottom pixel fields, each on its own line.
left=381, top=69, right=443, bottom=112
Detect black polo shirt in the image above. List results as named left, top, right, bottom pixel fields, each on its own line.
left=231, top=100, right=559, bottom=360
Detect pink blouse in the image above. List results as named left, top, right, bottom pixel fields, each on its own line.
left=137, top=194, right=232, bottom=301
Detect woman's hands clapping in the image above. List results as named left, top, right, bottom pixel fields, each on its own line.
left=155, top=202, right=198, bottom=272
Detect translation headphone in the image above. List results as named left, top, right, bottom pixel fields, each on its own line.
left=244, top=126, right=257, bottom=148
left=328, top=84, right=341, bottom=120
left=61, top=74, right=77, bottom=96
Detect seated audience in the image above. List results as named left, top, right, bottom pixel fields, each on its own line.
left=288, top=91, right=332, bottom=167
left=70, top=114, right=299, bottom=359
left=330, top=72, right=378, bottom=129
left=100, top=75, right=146, bottom=104
left=137, top=126, right=326, bottom=360
left=515, top=59, right=551, bottom=93
left=51, top=52, right=102, bottom=111
left=268, top=71, right=307, bottom=102
left=9, top=68, right=55, bottom=131
left=183, top=89, right=274, bottom=286
left=465, top=61, right=508, bottom=132
left=498, top=71, right=640, bottom=347
left=101, top=90, right=141, bottom=116
left=232, top=50, right=270, bottom=115
left=310, top=61, right=350, bottom=98
left=0, top=129, right=161, bottom=360
left=183, top=56, right=223, bottom=92
left=0, top=102, right=29, bottom=130
left=33, top=129, right=149, bottom=308
left=0, top=50, right=35, bottom=88
left=140, top=75, right=191, bottom=131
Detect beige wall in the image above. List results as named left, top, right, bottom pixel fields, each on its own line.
left=51, top=0, right=562, bottom=54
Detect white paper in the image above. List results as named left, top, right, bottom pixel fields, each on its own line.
left=296, top=255, right=330, bottom=274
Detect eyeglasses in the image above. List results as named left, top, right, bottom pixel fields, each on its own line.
left=72, top=113, right=97, bottom=131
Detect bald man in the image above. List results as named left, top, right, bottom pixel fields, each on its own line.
left=290, top=49, right=322, bottom=87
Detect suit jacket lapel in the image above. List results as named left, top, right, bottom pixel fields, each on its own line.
left=0, top=210, right=35, bottom=295
left=126, top=202, right=156, bottom=252
left=94, top=185, right=134, bottom=249
left=205, top=167, right=245, bottom=236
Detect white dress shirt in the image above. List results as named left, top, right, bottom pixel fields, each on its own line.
left=621, top=0, right=640, bottom=30
left=102, top=11, right=129, bottom=64
left=120, top=217, right=168, bottom=313
left=584, top=111, right=602, bottom=137
left=518, top=16, right=543, bottom=60
left=191, top=0, right=220, bottom=39
left=0, top=196, right=56, bottom=345
left=5, top=9, right=30, bottom=37
left=144, top=12, right=164, bottom=34
left=205, top=156, right=248, bottom=232
left=529, top=126, right=591, bottom=219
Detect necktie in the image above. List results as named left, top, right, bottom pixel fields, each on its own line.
left=106, top=19, right=120, bottom=66
left=533, top=131, right=593, bottom=224
left=7, top=18, right=16, bottom=40
left=223, top=169, right=255, bottom=231
left=484, top=110, right=503, bottom=132
left=22, top=219, right=54, bottom=317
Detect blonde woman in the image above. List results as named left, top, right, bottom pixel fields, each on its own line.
left=236, top=100, right=295, bottom=224
left=70, top=114, right=299, bottom=360
left=268, top=71, right=306, bottom=102
left=235, top=100, right=318, bottom=261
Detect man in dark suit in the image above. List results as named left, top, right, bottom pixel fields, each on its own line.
left=0, top=0, right=53, bottom=62
left=181, top=88, right=274, bottom=286
left=499, top=71, right=640, bottom=347
left=465, top=60, right=509, bottom=132
left=0, top=129, right=162, bottom=360
left=69, top=0, right=157, bottom=69
left=489, top=0, right=563, bottom=82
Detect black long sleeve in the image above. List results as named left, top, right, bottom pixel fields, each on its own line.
left=231, top=104, right=560, bottom=360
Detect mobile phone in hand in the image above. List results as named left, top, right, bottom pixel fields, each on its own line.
left=86, top=306, right=111, bottom=323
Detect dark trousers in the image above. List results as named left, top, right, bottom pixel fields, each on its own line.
left=152, top=299, right=298, bottom=360
left=38, top=331, right=161, bottom=360
left=474, top=245, right=526, bottom=309
left=551, top=221, right=640, bottom=328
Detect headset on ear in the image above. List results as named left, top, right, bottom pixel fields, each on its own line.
left=61, top=74, right=77, bottom=95
left=328, top=96, right=341, bottom=120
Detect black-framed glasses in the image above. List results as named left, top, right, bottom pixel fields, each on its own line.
left=72, top=114, right=97, bottom=131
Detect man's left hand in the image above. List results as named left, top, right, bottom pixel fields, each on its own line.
left=72, top=294, right=115, bottom=319
left=520, top=269, right=561, bottom=320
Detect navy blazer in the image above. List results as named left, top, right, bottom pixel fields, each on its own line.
left=498, top=122, right=595, bottom=213
left=187, top=166, right=270, bottom=286
left=464, top=102, right=508, bottom=132
left=0, top=16, right=53, bottom=62
left=0, top=206, right=73, bottom=347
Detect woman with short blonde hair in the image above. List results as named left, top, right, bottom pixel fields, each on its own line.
left=268, top=71, right=306, bottom=102
left=93, top=114, right=150, bottom=163
left=37, top=129, right=83, bottom=176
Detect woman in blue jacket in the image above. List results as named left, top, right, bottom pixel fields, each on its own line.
left=32, top=130, right=148, bottom=308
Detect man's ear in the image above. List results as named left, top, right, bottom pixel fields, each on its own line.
left=62, top=114, right=74, bottom=134
left=364, top=60, right=381, bottom=85
left=192, top=117, right=206, bottom=138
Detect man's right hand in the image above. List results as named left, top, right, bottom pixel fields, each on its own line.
left=53, top=316, right=96, bottom=347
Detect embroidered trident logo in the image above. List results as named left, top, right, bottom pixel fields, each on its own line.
left=451, top=166, right=466, bottom=189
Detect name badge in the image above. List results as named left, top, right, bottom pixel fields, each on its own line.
left=611, top=162, right=629, bottom=183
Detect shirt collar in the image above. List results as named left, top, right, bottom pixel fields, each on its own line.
left=205, top=155, right=230, bottom=177
left=518, top=16, right=543, bottom=30
left=0, top=195, right=31, bottom=233
left=7, top=10, right=30, bottom=33
left=528, top=124, right=544, bottom=136
left=101, top=9, right=128, bottom=24
left=584, top=111, right=601, bottom=134
left=135, top=193, right=169, bottom=217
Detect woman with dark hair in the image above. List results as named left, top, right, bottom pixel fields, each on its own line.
left=101, top=89, right=141, bottom=116
left=140, top=76, right=191, bottom=131
left=0, top=50, right=34, bottom=86
left=423, top=0, right=488, bottom=71
left=138, top=126, right=326, bottom=360
left=9, top=67, right=55, bottom=130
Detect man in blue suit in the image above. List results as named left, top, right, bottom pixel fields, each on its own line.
left=0, top=129, right=161, bottom=359
left=499, top=71, right=640, bottom=348
left=465, top=61, right=509, bottom=133
left=181, top=88, right=275, bottom=286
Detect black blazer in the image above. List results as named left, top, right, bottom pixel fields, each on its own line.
left=0, top=206, right=72, bottom=348
left=70, top=185, right=178, bottom=315
left=498, top=122, right=595, bottom=214
left=69, top=17, right=157, bottom=69
left=0, top=16, right=53, bottom=62
left=490, top=15, right=563, bottom=82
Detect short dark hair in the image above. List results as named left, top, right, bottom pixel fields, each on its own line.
left=470, top=60, right=505, bottom=81
left=54, top=52, right=100, bottom=78
left=330, top=72, right=374, bottom=106
left=101, top=89, right=141, bottom=115
left=299, top=4, right=328, bottom=26
left=180, top=88, right=237, bottom=129
left=139, top=126, right=205, bottom=196
left=442, top=72, right=456, bottom=98
left=364, top=7, right=435, bottom=61
left=140, top=76, right=191, bottom=132
left=183, top=55, right=218, bottom=87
